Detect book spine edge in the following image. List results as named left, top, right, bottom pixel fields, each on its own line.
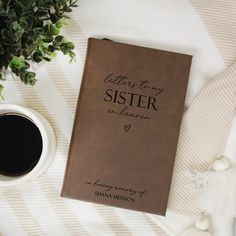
left=61, top=38, right=93, bottom=197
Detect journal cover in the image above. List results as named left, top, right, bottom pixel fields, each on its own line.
left=61, top=38, right=192, bottom=215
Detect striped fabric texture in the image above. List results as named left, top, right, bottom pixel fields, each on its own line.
left=0, top=0, right=235, bottom=235
left=169, top=0, right=236, bottom=215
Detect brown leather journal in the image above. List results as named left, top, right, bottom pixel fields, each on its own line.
left=61, top=38, right=192, bottom=215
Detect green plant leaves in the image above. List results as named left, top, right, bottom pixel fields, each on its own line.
left=20, top=71, right=37, bottom=85
left=9, top=56, right=36, bottom=85
left=10, top=56, right=26, bottom=70
left=0, top=8, right=7, bottom=17
left=10, top=21, right=25, bottom=40
left=0, top=72, right=5, bottom=98
left=19, top=17, right=33, bottom=31
left=15, top=0, right=36, bottom=10
left=32, top=51, right=43, bottom=62
left=55, top=19, right=65, bottom=29
left=0, top=0, right=78, bottom=97
left=0, top=84, right=4, bottom=99
left=54, top=35, right=64, bottom=43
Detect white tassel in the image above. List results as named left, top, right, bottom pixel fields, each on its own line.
left=180, top=214, right=211, bottom=236
left=196, top=155, right=236, bottom=216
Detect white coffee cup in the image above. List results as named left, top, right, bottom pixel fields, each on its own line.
left=0, top=104, right=56, bottom=187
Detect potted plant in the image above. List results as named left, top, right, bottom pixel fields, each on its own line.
left=0, top=0, right=78, bottom=98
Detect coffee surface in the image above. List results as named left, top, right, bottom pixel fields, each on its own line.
left=0, top=114, right=43, bottom=176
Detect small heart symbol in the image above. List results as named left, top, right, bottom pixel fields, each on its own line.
left=124, top=124, right=131, bottom=132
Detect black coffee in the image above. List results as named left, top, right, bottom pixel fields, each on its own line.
left=0, top=114, right=43, bottom=176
